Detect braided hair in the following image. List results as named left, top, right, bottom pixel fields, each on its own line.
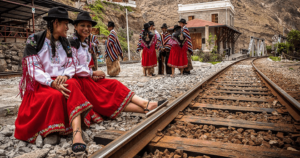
left=46, top=19, right=71, bottom=57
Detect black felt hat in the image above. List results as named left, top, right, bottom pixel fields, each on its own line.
left=43, top=7, right=73, bottom=23
left=178, top=19, right=187, bottom=24
left=148, top=21, right=155, bottom=26
left=161, top=23, right=168, bottom=29
left=107, top=21, right=115, bottom=27
left=73, top=11, right=97, bottom=27
left=144, top=23, right=150, bottom=30
left=173, top=25, right=181, bottom=32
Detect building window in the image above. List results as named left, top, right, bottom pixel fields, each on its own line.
left=188, top=16, right=195, bottom=21
left=212, top=14, right=218, bottom=23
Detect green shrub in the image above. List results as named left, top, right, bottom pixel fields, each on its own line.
left=191, top=56, right=199, bottom=61
left=269, top=56, right=281, bottom=61
left=209, top=61, right=221, bottom=65
left=199, top=58, right=203, bottom=62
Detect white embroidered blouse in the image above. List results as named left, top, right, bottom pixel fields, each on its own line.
left=72, top=42, right=93, bottom=77
left=26, top=38, right=74, bottom=87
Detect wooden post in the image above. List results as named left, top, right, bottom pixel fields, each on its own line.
left=32, top=0, right=35, bottom=33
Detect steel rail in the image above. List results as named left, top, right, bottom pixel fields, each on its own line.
left=0, top=71, right=22, bottom=76
left=252, top=57, right=300, bottom=121
left=90, top=57, right=251, bottom=158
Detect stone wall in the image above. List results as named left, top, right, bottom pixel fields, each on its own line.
left=0, top=43, right=25, bottom=72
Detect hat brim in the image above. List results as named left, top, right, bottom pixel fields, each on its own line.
left=43, top=16, right=73, bottom=23
left=73, top=20, right=97, bottom=27
left=178, top=21, right=187, bottom=24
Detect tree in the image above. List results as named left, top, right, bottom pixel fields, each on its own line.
left=287, top=30, right=300, bottom=52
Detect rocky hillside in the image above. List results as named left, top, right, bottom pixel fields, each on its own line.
left=137, top=0, right=300, bottom=51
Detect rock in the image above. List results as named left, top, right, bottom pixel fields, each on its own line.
left=237, top=128, right=244, bottom=133
left=271, top=111, right=278, bottom=116
left=74, top=151, right=87, bottom=158
left=0, top=149, right=5, bottom=156
left=137, top=83, right=144, bottom=87
left=82, top=131, right=90, bottom=142
left=19, top=146, right=31, bottom=153
left=283, top=138, right=293, bottom=144
left=11, top=51, right=18, bottom=56
left=276, top=132, right=284, bottom=140
left=116, top=117, right=123, bottom=122
left=11, top=56, right=20, bottom=61
left=56, top=149, right=68, bottom=156
left=96, top=125, right=106, bottom=130
left=42, top=144, right=52, bottom=149
left=88, top=144, right=101, bottom=155
left=0, top=54, right=4, bottom=59
left=261, top=141, right=271, bottom=148
left=62, top=142, right=71, bottom=149
left=5, top=59, right=11, bottom=64
left=44, top=134, right=59, bottom=145
left=287, top=147, right=298, bottom=151
left=36, top=135, right=43, bottom=148
left=14, top=148, right=50, bottom=158
left=17, top=141, right=27, bottom=148
left=0, top=59, right=7, bottom=72
left=0, top=127, right=13, bottom=136
left=269, top=140, right=278, bottom=146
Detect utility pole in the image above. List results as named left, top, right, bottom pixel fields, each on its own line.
left=126, top=8, right=130, bottom=61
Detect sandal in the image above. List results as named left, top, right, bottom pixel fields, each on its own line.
left=145, top=99, right=168, bottom=117
left=72, top=129, right=86, bottom=153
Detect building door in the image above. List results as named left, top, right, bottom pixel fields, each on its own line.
left=191, top=33, right=202, bottom=50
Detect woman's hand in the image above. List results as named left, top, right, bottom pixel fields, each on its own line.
left=51, top=81, right=71, bottom=99
left=92, top=76, right=101, bottom=82
left=93, top=70, right=106, bottom=78
left=54, top=76, right=69, bottom=85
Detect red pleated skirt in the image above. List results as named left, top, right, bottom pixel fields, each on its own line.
left=15, top=78, right=92, bottom=143
left=167, top=44, right=188, bottom=68
left=76, top=77, right=135, bottom=123
left=141, top=46, right=157, bottom=68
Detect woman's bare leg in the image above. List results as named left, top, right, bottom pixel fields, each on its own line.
left=171, top=68, right=175, bottom=77
left=72, top=115, right=85, bottom=144
left=123, top=103, right=145, bottom=113
left=130, top=95, right=158, bottom=112
left=180, top=68, right=184, bottom=75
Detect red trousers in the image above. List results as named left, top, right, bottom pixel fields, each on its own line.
left=15, top=79, right=92, bottom=143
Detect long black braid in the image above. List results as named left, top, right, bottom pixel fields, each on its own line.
left=47, top=19, right=71, bottom=57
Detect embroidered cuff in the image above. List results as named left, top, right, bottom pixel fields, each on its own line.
left=46, top=80, right=54, bottom=87
left=90, top=69, right=93, bottom=77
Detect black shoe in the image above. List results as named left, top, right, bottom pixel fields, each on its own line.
left=72, top=129, right=86, bottom=153
left=183, top=71, right=190, bottom=75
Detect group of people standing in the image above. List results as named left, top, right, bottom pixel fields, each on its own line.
left=137, top=19, right=194, bottom=77
left=15, top=8, right=168, bottom=153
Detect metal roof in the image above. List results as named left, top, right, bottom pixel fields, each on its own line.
left=0, top=0, right=83, bottom=21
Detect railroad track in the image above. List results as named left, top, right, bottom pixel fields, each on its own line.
left=0, top=71, right=22, bottom=76
left=91, top=57, right=300, bottom=158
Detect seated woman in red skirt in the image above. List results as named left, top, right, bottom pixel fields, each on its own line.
left=15, top=8, right=93, bottom=152
left=167, top=25, right=188, bottom=77
left=68, top=12, right=168, bottom=152
left=137, top=23, right=161, bottom=76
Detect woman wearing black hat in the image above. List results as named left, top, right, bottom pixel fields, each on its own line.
left=14, top=8, right=93, bottom=151
left=167, top=25, right=189, bottom=77
left=137, top=23, right=161, bottom=76
left=69, top=12, right=168, bottom=142
left=178, top=18, right=193, bottom=74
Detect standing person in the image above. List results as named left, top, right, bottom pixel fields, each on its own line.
left=149, top=21, right=162, bottom=76
left=167, top=25, right=188, bottom=77
left=178, top=19, right=193, bottom=75
left=160, top=23, right=172, bottom=75
left=69, top=12, right=168, bottom=130
left=89, top=34, right=100, bottom=71
left=105, top=21, right=123, bottom=77
left=15, top=8, right=94, bottom=153
left=137, top=23, right=160, bottom=76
